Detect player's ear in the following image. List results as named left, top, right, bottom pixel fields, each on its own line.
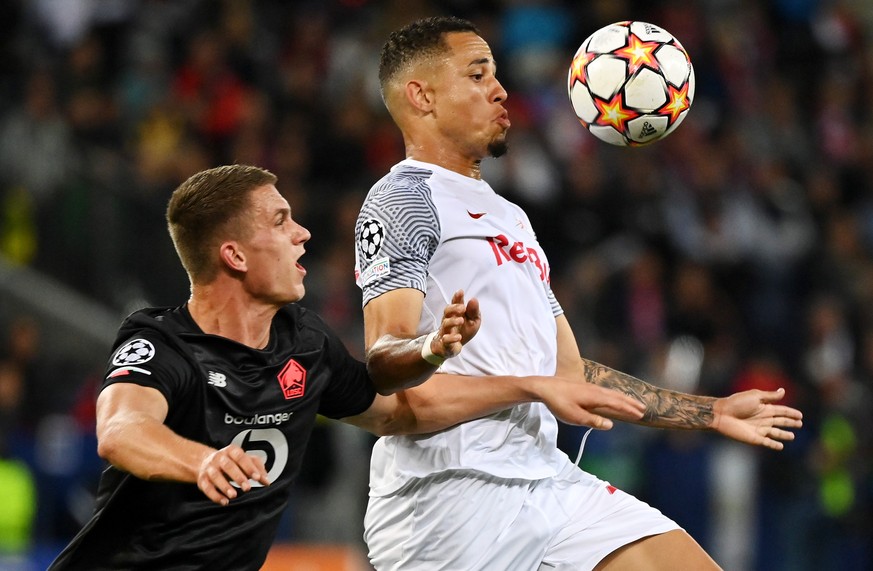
left=405, top=79, right=434, bottom=113
left=219, top=241, right=246, bottom=273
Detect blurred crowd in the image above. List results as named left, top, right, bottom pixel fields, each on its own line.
left=0, top=0, right=871, bottom=569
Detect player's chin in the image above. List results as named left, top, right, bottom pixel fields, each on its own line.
left=487, top=138, right=508, bottom=158
left=281, top=281, right=305, bottom=304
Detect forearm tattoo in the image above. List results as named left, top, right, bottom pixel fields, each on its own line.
left=580, top=358, right=715, bottom=429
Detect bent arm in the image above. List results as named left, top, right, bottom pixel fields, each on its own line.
left=97, top=383, right=212, bottom=481
left=97, top=383, right=269, bottom=505
left=364, top=288, right=480, bottom=394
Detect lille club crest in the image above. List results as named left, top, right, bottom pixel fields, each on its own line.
left=277, top=359, right=306, bottom=400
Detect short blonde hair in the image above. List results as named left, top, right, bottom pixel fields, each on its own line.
left=166, top=164, right=277, bottom=283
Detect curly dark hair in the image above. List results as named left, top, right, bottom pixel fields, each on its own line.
left=378, top=16, right=480, bottom=89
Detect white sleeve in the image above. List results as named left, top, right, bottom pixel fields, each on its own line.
left=355, top=167, right=440, bottom=307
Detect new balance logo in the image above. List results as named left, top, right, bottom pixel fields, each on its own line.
left=639, top=121, right=657, bottom=138
left=208, top=371, right=227, bottom=387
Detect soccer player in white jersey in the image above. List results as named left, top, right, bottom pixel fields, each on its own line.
left=354, top=16, right=804, bottom=570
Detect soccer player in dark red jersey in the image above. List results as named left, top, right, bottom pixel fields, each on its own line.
left=48, top=164, right=642, bottom=571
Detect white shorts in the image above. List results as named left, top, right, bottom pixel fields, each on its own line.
left=364, top=459, right=680, bottom=571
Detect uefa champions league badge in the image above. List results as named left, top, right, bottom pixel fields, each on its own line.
left=359, top=218, right=386, bottom=260
left=107, top=338, right=156, bottom=378
left=358, top=217, right=390, bottom=285
left=112, top=339, right=156, bottom=366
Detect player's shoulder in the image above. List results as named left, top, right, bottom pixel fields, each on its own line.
left=109, top=306, right=192, bottom=365
left=103, top=308, right=199, bottom=388
left=365, top=161, right=436, bottom=204
left=381, top=160, right=435, bottom=189
left=113, top=305, right=174, bottom=338
left=114, top=306, right=193, bottom=342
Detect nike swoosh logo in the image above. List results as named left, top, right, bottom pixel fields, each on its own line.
left=467, top=211, right=486, bottom=219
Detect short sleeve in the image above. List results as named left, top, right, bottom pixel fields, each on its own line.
left=355, top=168, right=441, bottom=306
left=102, top=333, right=192, bottom=405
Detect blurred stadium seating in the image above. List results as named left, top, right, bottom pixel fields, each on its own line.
left=0, top=1, right=871, bottom=569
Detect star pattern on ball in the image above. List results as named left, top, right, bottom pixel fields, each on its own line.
left=614, top=33, right=662, bottom=75
left=656, top=81, right=692, bottom=126
left=567, top=21, right=695, bottom=146
left=593, top=92, right=640, bottom=133
left=568, top=50, right=596, bottom=90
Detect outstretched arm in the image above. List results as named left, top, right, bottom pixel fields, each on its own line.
left=582, top=358, right=802, bottom=449
left=343, top=372, right=646, bottom=436
left=556, top=316, right=802, bottom=450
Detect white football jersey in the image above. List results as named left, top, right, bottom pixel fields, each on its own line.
left=355, top=159, right=567, bottom=491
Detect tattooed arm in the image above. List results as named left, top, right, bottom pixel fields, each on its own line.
left=556, top=316, right=802, bottom=450
left=579, top=357, right=716, bottom=428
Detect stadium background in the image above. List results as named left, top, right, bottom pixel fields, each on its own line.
left=0, top=0, right=871, bottom=569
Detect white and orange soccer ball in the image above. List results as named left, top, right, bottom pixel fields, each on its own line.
left=567, top=21, right=695, bottom=147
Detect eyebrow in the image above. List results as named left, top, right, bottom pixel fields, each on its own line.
left=468, top=57, right=493, bottom=67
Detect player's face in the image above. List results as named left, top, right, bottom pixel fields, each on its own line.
left=432, top=32, right=510, bottom=159
left=239, top=184, right=311, bottom=304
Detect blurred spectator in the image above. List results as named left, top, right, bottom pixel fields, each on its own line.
left=0, top=359, right=24, bottom=457
left=2, top=316, right=48, bottom=434
left=172, top=29, right=250, bottom=158
left=0, top=70, right=73, bottom=206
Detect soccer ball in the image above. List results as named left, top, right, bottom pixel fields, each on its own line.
left=567, top=21, right=695, bottom=147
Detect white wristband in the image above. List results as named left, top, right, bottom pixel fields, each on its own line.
left=420, top=331, right=446, bottom=366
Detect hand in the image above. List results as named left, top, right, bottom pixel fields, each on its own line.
left=712, top=388, right=803, bottom=450
left=431, top=290, right=481, bottom=360
left=538, top=377, right=646, bottom=430
left=197, top=444, right=270, bottom=505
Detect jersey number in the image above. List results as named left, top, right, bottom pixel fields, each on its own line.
left=230, top=428, right=288, bottom=487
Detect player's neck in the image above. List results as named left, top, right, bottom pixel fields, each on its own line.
left=406, top=144, right=482, bottom=180
left=187, top=287, right=275, bottom=349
